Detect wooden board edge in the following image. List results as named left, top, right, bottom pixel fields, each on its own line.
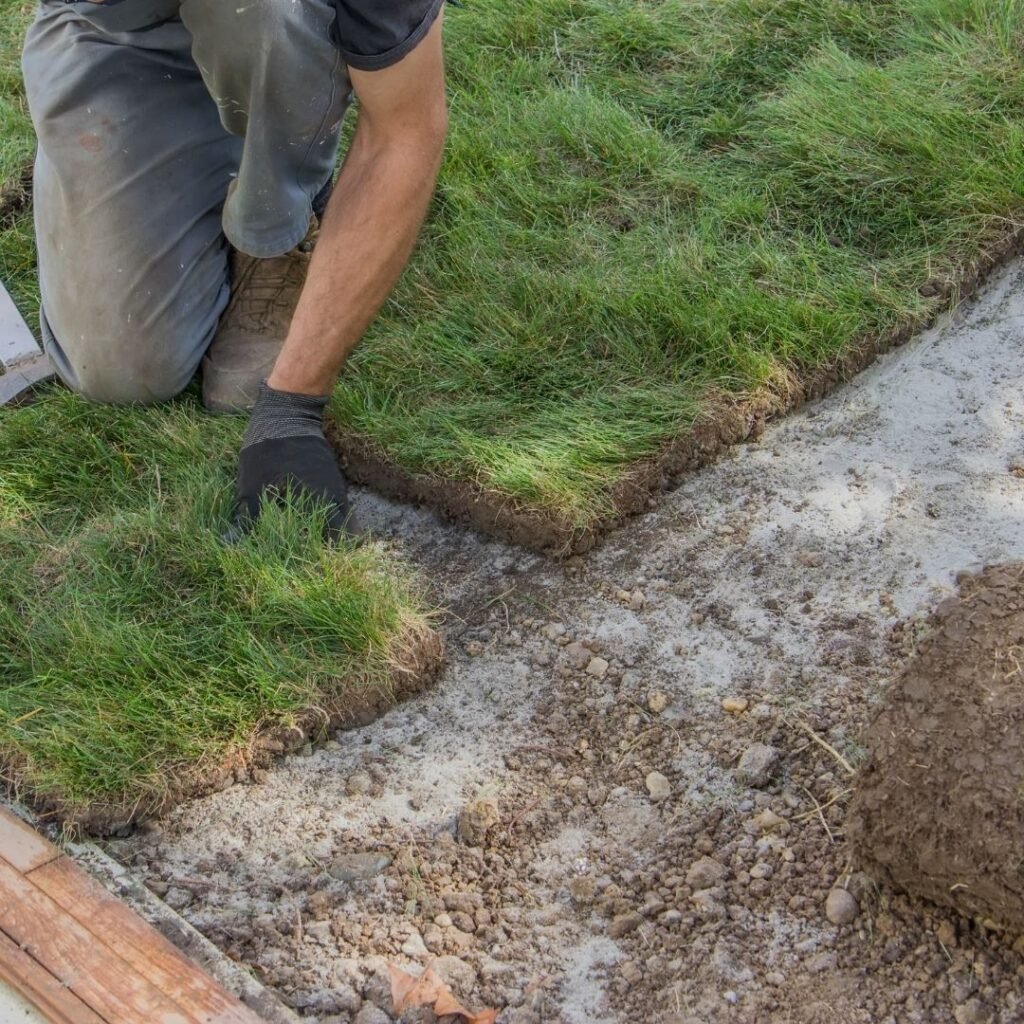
left=0, top=929, right=108, bottom=1024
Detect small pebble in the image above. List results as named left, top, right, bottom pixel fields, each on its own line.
left=736, top=743, right=780, bottom=787
left=586, top=656, right=610, bottom=678
left=825, top=887, right=859, bottom=926
left=645, top=771, right=671, bottom=802
left=721, top=697, right=749, bottom=714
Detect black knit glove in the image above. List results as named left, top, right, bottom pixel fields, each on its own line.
left=229, top=382, right=361, bottom=541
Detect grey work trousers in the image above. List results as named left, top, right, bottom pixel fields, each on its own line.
left=22, top=0, right=352, bottom=403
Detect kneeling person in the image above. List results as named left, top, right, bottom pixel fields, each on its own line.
left=22, top=0, right=449, bottom=536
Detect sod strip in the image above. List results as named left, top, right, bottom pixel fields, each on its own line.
left=0, top=389, right=443, bottom=832
left=321, top=0, right=1024, bottom=553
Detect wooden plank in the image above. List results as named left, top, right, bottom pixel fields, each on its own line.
left=29, top=857, right=266, bottom=1024
left=0, top=808, right=60, bottom=874
left=0, top=858, right=194, bottom=1024
left=0, top=930, right=106, bottom=1024
left=0, top=280, right=40, bottom=367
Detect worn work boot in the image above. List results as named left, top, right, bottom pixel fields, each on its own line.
left=202, top=224, right=317, bottom=413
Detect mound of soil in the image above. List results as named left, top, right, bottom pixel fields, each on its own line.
left=848, top=563, right=1024, bottom=934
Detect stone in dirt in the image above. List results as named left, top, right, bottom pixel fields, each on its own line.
left=586, top=656, right=610, bottom=678
left=457, top=795, right=500, bottom=845
left=401, top=930, right=429, bottom=958
left=721, top=696, right=749, bottom=714
left=825, top=887, right=859, bottom=925
left=686, top=856, right=728, bottom=891
left=645, top=771, right=671, bottom=802
left=328, top=852, right=392, bottom=882
left=735, top=743, right=779, bottom=787
left=848, top=563, right=1024, bottom=935
left=608, top=911, right=644, bottom=938
left=647, top=690, right=670, bottom=714
left=564, top=641, right=591, bottom=669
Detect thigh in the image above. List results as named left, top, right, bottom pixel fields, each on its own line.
left=23, top=3, right=241, bottom=404
left=180, top=0, right=352, bottom=257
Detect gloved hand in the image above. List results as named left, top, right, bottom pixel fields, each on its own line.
left=230, top=381, right=362, bottom=541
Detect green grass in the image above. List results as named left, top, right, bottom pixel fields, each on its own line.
left=4, top=0, right=1024, bottom=811
left=5, top=1, right=1024, bottom=530
left=0, top=1, right=433, bottom=820
left=0, top=390, right=434, bottom=817
left=329, top=0, right=1024, bottom=527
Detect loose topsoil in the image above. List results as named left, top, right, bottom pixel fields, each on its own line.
left=849, top=562, right=1024, bottom=935
left=108, top=259, right=1024, bottom=1023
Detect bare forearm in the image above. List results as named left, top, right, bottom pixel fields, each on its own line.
left=268, top=121, right=444, bottom=395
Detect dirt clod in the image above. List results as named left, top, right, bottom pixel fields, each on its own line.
left=686, top=856, right=728, bottom=891
left=608, top=912, right=644, bottom=939
left=735, top=743, right=780, bottom=787
left=647, top=690, right=670, bottom=714
left=456, top=796, right=500, bottom=846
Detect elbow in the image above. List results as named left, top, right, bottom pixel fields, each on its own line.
left=356, top=99, right=448, bottom=172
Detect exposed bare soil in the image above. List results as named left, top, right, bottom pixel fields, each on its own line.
left=108, top=259, right=1024, bottom=1023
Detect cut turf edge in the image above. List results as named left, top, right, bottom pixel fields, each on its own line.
left=327, top=220, right=1024, bottom=557
left=2, top=618, right=445, bottom=836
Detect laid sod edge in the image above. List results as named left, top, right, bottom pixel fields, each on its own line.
left=0, top=395, right=445, bottom=834
left=6, top=2, right=1024, bottom=555
left=5, top=626, right=444, bottom=835
left=314, top=2, right=1024, bottom=554
left=326, top=221, right=1024, bottom=556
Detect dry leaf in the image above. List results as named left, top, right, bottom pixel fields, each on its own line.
left=388, top=962, right=498, bottom=1023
